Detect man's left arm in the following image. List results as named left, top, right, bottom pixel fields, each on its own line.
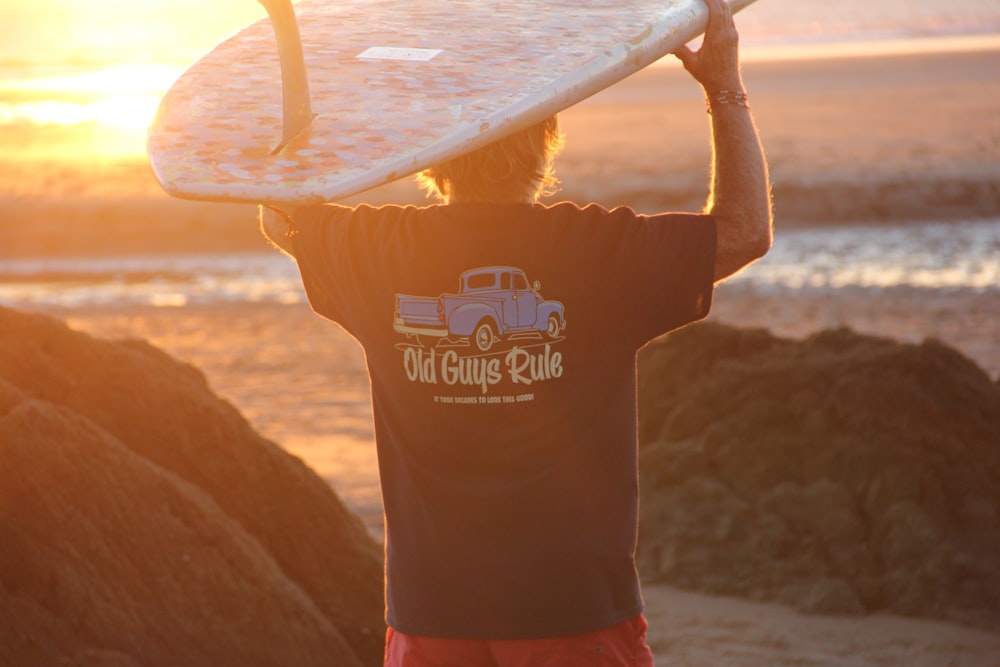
left=674, top=0, right=772, bottom=283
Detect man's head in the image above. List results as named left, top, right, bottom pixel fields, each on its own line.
left=416, top=115, right=564, bottom=204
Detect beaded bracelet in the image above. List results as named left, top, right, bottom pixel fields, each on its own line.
left=706, top=90, right=750, bottom=113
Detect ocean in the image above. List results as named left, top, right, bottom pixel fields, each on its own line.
left=2, top=218, right=999, bottom=309
left=4, top=0, right=997, bottom=310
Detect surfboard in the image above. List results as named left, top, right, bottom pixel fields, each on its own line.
left=147, top=0, right=758, bottom=205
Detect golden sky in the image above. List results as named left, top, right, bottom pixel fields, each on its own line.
left=0, top=0, right=266, bottom=67
left=0, top=0, right=271, bottom=157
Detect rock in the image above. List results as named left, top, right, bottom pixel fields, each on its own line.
left=797, top=577, right=866, bottom=616
left=637, top=322, right=1000, bottom=630
left=0, top=307, right=384, bottom=666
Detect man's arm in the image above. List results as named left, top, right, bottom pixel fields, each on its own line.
left=674, top=0, right=773, bottom=283
left=259, top=205, right=297, bottom=258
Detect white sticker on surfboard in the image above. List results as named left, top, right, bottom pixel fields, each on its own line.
left=147, top=0, right=760, bottom=205
left=357, top=47, right=444, bottom=62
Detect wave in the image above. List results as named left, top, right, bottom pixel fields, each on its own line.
left=2, top=219, right=997, bottom=310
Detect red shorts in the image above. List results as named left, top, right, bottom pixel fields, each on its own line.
left=384, top=614, right=655, bottom=667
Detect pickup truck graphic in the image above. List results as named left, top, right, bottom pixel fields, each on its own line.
left=393, top=266, right=566, bottom=353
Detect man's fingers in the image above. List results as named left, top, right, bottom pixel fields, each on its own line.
left=704, top=0, right=735, bottom=33
left=706, top=0, right=732, bottom=17
left=706, top=0, right=730, bottom=25
left=673, top=44, right=695, bottom=65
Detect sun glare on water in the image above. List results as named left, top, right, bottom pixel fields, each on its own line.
left=0, top=0, right=266, bottom=160
left=0, top=64, right=181, bottom=129
left=0, top=64, right=187, bottom=161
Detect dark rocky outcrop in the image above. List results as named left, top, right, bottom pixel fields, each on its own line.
left=637, top=322, right=1000, bottom=630
left=0, top=307, right=385, bottom=667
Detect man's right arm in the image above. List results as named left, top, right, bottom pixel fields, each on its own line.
left=674, top=0, right=773, bottom=283
left=259, top=205, right=297, bottom=258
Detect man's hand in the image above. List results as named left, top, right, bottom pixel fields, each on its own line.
left=259, top=205, right=297, bottom=258
left=673, top=0, right=743, bottom=95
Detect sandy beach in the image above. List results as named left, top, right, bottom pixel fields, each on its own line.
left=642, top=584, right=1000, bottom=666
left=3, top=45, right=1000, bottom=667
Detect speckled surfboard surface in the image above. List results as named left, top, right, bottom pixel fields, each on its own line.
left=147, top=0, right=758, bottom=204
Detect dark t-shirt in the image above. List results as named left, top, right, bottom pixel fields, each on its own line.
left=291, top=201, right=716, bottom=639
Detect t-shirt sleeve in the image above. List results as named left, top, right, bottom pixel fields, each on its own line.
left=288, top=203, right=356, bottom=332
left=627, top=211, right=716, bottom=344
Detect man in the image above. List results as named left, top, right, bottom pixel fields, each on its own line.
left=261, top=0, right=770, bottom=664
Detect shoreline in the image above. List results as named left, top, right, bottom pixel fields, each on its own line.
left=738, top=32, right=1000, bottom=63
left=1, top=160, right=995, bottom=260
